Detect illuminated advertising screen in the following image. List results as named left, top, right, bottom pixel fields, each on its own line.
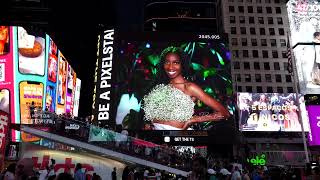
left=73, top=78, right=81, bottom=117
left=287, top=0, right=320, bottom=94
left=66, top=89, right=72, bottom=114
left=237, top=93, right=310, bottom=132
left=70, top=72, right=77, bottom=114
left=93, top=29, right=233, bottom=130
left=47, top=38, right=58, bottom=83
left=45, top=85, right=56, bottom=112
left=287, top=0, right=320, bottom=46
left=0, top=27, right=15, bottom=125
left=0, top=108, right=9, bottom=170
left=306, top=105, right=320, bottom=146
left=17, top=27, right=46, bottom=76
left=19, top=81, right=43, bottom=124
left=56, top=53, right=67, bottom=115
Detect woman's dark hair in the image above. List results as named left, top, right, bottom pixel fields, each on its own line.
left=6, top=163, right=16, bottom=173
left=55, top=173, right=74, bottom=180
left=156, top=46, right=190, bottom=84
left=75, top=163, right=82, bottom=172
left=193, top=156, right=208, bottom=169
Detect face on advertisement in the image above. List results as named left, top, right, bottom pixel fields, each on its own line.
left=0, top=26, right=9, bottom=55
left=58, top=59, right=66, bottom=105
left=19, top=81, right=43, bottom=124
left=48, top=55, right=57, bottom=82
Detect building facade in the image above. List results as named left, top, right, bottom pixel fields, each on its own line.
left=222, top=0, right=294, bottom=94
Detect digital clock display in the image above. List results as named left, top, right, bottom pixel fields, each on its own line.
left=198, top=34, right=221, bottom=40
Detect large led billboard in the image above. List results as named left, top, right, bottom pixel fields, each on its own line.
left=287, top=0, right=320, bottom=46
left=287, top=0, right=320, bottom=94
left=306, top=105, right=320, bottom=146
left=93, top=29, right=233, bottom=130
left=237, top=93, right=310, bottom=132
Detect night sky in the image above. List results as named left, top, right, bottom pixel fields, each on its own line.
left=48, top=0, right=116, bottom=117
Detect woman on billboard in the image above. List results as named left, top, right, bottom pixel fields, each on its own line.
left=142, top=46, right=230, bottom=130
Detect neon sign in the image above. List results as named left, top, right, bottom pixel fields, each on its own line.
left=247, top=154, right=266, bottom=166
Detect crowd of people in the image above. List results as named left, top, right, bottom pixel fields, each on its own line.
left=0, top=159, right=102, bottom=180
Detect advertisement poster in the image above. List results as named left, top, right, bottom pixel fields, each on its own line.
left=306, top=105, right=320, bottom=146
left=17, top=27, right=46, bottom=76
left=287, top=0, right=320, bottom=94
left=45, top=85, right=56, bottom=112
left=19, top=81, right=43, bottom=124
left=47, top=38, right=58, bottom=82
left=0, top=27, right=15, bottom=125
left=73, top=78, right=81, bottom=117
left=0, top=111, right=9, bottom=170
left=70, top=71, right=77, bottom=114
left=237, top=93, right=310, bottom=132
left=98, top=31, right=234, bottom=131
left=57, top=54, right=67, bottom=105
left=66, top=90, right=72, bottom=114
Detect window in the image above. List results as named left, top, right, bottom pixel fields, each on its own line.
left=248, top=6, right=253, bottom=13
left=261, top=39, right=267, bottom=46
left=257, top=86, right=263, bottom=93
left=252, top=50, right=259, bottom=57
left=247, top=0, right=252, bottom=2
left=272, top=50, right=278, bottom=58
left=238, top=6, right=244, bottom=13
left=269, top=28, right=275, bottom=35
left=231, top=38, right=238, bottom=46
left=245, top=74, right=251, bottom=82
left=265, top=0, right=271, bottom=3
left=277, top=17, right=283, bottom=24
left=275, top=74, right=282, bottom=82
left=258, top=17, right=264, bottom=24
left=282, top=51, right=287, bottom=58
left=239, top=16, right=245, bottom=23
left=265, top=74, right=272, bottom=82
left=251, top=39, right=257, bottom=46
left=242, top=38, right=248, bottom=46
left=229, top=0, right=234, bottom=1
left=255, top=74, right=262, bottom=82
left=244, top=62, right=250, bottom=69
left=267, top=17, right=274, bottom=24
left=270, top=39, right=277, bottom=47
left=238, top=0, right=243, bottom=2
left=287, top=87, right=294, bottom=93
left=264, top=62, right=270, bottom=70
left=249, top=17, right=255, bottom=24
left=279, top=28, right=285, bottom=35
left=275, top=0, right=280, bottom=3
left=229, top=6, right=235, bottom=12
left=234, top=61, right=240, bottom=69
left=280, top=39, right=286, bottom=47
left=267, top=87, right=273, bottom=93
left=250, top=28, right=256, bottom=35
left=230, top=16, right=236, bottom=23
left=256, top=0, right=261, bottom=2
left=285, top=75, right=292, bottom=82
left=275, top=7, right=281, bottom=14
left=284, top=62, right=288, bottom=70
left=254, top=62, right=260, bottom=69
left=260, top=28, right=266, bottom=35
left=231, top=27, right=237, bottom=34
left=257, top=6, right=263, bottom=13
left=237, top=86, right=243, bottom=92
left=232, top=50, right=239, bottom=58
left=262, top=51, right=269, bottom=58
left=274, top=62, right=280, bottom=70
left=240, top=27, right=246, bottom=34
left=277, top=87, right=283, bottom=93
left=243, top=50, right=249, bottom=57
left=266, top=7, right=272, bottom=14
left=246, top=86, right=253, bottom=92
left=236, top=74, right=241, bottom=82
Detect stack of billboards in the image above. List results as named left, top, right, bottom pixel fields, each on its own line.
left=0, top=26, right=81, bottom=166
left=286, top=0, right=320, bottom=146
left=92, top=29, right=235, bottom=144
